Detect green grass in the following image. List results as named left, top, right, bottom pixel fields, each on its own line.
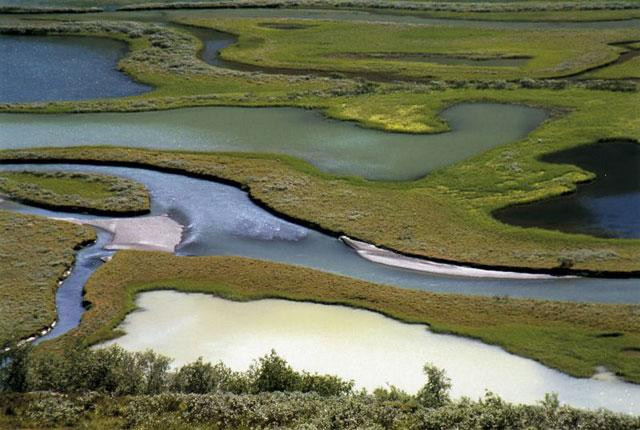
left=586, top=55, right=640, bottom=79
left=0, top=171, right=150, bottom=215
left=0, top=211, right=95, bottom=348
left=180, top=17, right=640, bottom=80
left=384, top=8, right=640, bottom=22
left=47, top=250, right=640, bottom=383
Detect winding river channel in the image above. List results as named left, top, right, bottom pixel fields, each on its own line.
left=0, top=163, right=638, bottom=304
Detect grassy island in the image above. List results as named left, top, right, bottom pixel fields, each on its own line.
left=0, top=170, right=150, bottom=215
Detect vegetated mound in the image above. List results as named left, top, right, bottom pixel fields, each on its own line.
left=0, top=170, right=150, bottom=216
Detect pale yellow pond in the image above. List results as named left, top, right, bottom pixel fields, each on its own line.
left=98, top=290, right=640, bottom=414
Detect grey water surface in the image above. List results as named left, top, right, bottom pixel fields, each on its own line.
left=0, top=35, right=150, bottom=102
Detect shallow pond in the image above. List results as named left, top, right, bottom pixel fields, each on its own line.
left=0, top=103, right=547, bottom=181
left=495, top=140, right=640, bottom=239
left=0, top=35, right=150, bottom=103
left=98, top=290, right=640, bottom=414
left=1, top=163, right=638, bottom=305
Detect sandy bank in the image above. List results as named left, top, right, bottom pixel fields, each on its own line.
left=58, top=215, right=183, bottom=253
left=340, top=236, right=559, bottom=279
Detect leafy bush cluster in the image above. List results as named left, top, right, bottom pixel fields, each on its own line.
left=0, top=346, right=353, bottom=397
left=0, top=170, right=150, bottom=215
left=1, top=346, right=639, bottom=429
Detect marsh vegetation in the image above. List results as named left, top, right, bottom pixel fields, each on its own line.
left=0, top=170, right=150, bottom=215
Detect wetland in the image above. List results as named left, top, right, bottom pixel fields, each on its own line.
left=0, top=103, right=548, bottom=181
left=1, top=4, right=640, bottom=427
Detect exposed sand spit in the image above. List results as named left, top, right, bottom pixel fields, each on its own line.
left=58, top=215, right=183, bottom=253
left=340, top=236, right=558, bottom=279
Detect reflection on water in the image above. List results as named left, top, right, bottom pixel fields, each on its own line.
left=0, top=103, right=547, bottom=181
left=0, top=35, right=150, bottom=102
left=99, top=290, right=640, bottom=414
left=495, top=140, right=640, bottom=239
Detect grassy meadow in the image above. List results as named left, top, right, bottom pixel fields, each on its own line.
left=181, top=17, right=640, bottom=80
left=0, top=212, right=94, bottom=348
left=0, top=3, right=639, bottom=403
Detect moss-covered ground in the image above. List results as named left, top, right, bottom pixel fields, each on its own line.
left=0, top=171, right=150, bottom=215
left=183, top=17, right=640, bottom=80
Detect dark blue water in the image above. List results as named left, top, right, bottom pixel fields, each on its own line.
left=0, top=35, right=150, bottom=103
left=495, top=140, right=640, bottom=239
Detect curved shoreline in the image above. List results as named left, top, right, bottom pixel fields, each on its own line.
left=1, top=234, right=97, bottom=350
